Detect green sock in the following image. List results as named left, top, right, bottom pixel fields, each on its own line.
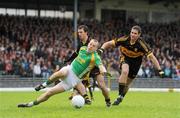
left=42, top=79, right=53, bottom=87
left=46, top=79, right=53, bottom=85
left=33, top=100, right=40, bottom=105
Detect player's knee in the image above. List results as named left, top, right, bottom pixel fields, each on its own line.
left=121, top=69, right=129, bottom=76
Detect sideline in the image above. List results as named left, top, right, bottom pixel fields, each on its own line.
left=0, top=88, right=180, bottom=92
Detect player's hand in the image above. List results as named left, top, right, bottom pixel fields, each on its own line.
left=158, top=70, right=165, bottom=78
left=97, top=48, right=105, bottom=56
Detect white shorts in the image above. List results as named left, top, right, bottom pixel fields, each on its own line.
left=58, top=65, right=81, bottom=91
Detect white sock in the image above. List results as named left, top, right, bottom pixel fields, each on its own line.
left=27, top=102, right=34, bottom=107
left=42, top=82, right=47, bottom=87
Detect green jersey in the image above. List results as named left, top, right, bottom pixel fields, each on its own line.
left=71, top=46, right=102, bottom=79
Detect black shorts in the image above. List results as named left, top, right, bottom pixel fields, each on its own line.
left=120, top=57, right=142, bottom=79
left=89, top=66, right=100, bottom=78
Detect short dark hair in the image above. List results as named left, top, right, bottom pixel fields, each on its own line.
left=132, top=25, right=142, bottom=34
left=78, top=25, right=89, bottom=33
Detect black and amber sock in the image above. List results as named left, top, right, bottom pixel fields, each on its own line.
left=118, top=83, right=126, bottom=97
left=83, top=94, right=89, bottom=100
left=105, top=98, right=111, bottom=103
left=88, top=87, right=93, bottom=99
left=122, top=85, right=128, bottom=98
left=83, top=94, right=91, bottom=104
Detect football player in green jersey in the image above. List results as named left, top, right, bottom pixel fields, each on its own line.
left=66, top=25, right=111, bottom=107
left=17, top=39, right=108, bottom=108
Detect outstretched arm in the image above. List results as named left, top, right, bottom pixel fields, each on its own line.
left=148, top=53, right=164, bottom=77
left=101, top=40, right=115, bottom=50
left=64, top=41, right=82, bottom=63
left=97, top=40, right=115, bottom=55
left=148, top=53, right=161, bottom=70
left=64, top=52, right=78, bottom=63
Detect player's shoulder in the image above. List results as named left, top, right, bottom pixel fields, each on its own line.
left=115, top=35, right=129, bottom=42
left=138, top=37, right=151, bottom=51
left=138, top=37, right=145, bottom=41
left=138, top=37, right=148, bottom=46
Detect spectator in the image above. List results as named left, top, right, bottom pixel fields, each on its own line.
left=0, top=15, right=179, bottom=79
left=33, top=59, right=41, bottom=77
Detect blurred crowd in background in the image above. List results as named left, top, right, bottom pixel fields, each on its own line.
left=0, top=15, right=179, bottom=79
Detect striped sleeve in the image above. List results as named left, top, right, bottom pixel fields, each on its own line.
left=139, top=39, right=152, bottom=56
left=113, top=36, right=129, bottom=47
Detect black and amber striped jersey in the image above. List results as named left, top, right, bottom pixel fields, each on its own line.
left=76, top=37, right=91, bottom=54
left=65, top=37, right=91, bottom=63
left=112, top=35, right=152, bottom=60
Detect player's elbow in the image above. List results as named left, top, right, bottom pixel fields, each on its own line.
left=147, top=52, right=154, bottom=60
left=102, top=41, right=113, bottom=49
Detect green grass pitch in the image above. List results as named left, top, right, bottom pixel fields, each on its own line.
left=0, top=91, right=180, bottom=118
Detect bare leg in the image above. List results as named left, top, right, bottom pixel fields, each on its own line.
left=75, top=83, right=87, bottom=96
left=35, top=66, right=68, bottom=91
left=96, top=74, right=111, bottom=107
left=112, top=63, right=129, bottom=105
left=18, top=84, right=65, bottom=107
left=75, top=82, right=91, bottom=105
left=118, top=64, right=129, bottom=84
left=36, top=84, right=65, bottom=104
left=96, top=74, right=109, bottom=100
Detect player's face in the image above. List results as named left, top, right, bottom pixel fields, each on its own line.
left=87, top=40, right=98, bottom=53
left=130, top=28, right=140, bottom=41
left=78, top=28, right=88, bottom=41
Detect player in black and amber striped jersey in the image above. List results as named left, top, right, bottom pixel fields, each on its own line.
left=99, top=25, right=164, bottom=105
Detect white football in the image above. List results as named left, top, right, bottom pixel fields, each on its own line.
left=71, top=95, right=85, bottom=108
